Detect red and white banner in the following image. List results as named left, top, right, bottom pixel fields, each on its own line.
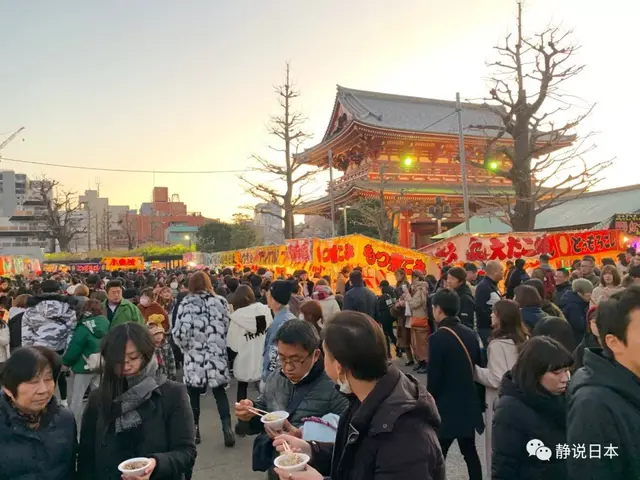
left=285, top=239, right=314, bottom=264
left=421, top=230, right=624, bottom=264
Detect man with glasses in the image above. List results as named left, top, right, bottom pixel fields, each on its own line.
left=235, top=320, right=349, bottom=479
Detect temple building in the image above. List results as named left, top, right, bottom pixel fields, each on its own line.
left=297, top=86, right=571, bottom=248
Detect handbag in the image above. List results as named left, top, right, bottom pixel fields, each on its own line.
left=410, top=316, right=428, bottom=328
left=82, top=352, right=103, bottom=373
left=440, top=326, right=488, bottom=415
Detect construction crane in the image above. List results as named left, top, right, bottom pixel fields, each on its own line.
left=0, top=127, right=25, bottom=154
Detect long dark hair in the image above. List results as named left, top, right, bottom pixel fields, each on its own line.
left=491, top=299, right=529, bottom=346
left=99, top=323, right=156, bottom=419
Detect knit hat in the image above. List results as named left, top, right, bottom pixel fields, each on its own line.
left=270, top=280, right=293, bottom=306
left=312, top=285, right=333, bottom=301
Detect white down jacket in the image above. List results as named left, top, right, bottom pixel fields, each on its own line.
left=227, top=302, right=273, bottom=383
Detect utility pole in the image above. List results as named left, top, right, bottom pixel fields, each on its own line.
left=95, top=213, right=100, bottom=250
left=342, top=207, right=348, bottom=235
left=328, top=149, right=336, bottom=237
left=85, top=204, right=92, bottom=251
left=456, top=92, right=471, bottom=233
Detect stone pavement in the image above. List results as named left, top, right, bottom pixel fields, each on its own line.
left=192, top=361, right=487, bottom=480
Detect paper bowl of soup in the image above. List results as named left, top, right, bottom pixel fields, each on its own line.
left=118, top=457, right=151, bottom=477
left=260, top=410, right=289, bottom=430
left=274, top=452, right=310, bottom=472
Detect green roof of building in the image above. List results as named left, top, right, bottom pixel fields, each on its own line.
left=432, top=216, right=511, bottom=240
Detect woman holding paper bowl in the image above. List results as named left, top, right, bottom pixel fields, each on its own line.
left=77, top=322, right=196, bottom=480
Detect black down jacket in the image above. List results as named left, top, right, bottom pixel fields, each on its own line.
left=492, top=371, right=567, bottom=480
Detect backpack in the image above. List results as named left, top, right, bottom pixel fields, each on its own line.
left=543, top=269, right=556, bottom=300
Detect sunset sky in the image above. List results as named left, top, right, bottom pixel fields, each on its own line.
left=0, top=0, right=635, bottom=221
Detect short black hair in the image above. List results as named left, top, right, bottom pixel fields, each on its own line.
left=275, top=319, right=320, bottom=354
left=225, top=277, right=239, bottom=293
left=349, top=270, right=364, bottom=286
left=515, top=258, right=526, bottom=269
left=512, top=336, right=573, bottom=396
left=464, top=263, right=478, bottom=273
left=40, top=279, right=60, bottom=293
left=557, top=268, right=570, bottom=278
left=106, top=279, right=123, bottom=292
left=322, top=311, right=388, bottom=381
left=601, top=257, right=616, bottom=267
left=540, top=254, right=550, bottom=262
left=431, top=289, right=461, bottom=317
left=532, top=316, right=576, bottom=353
left=597, top=286, right=640, bottom=354
left=0, top=347, right=61, bottom=397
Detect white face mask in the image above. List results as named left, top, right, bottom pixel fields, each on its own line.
left=170, top=282, right=178, bottom=289
left=337, top=373, right=352, bottom=395
left=140, top=297, right=151, bottom=307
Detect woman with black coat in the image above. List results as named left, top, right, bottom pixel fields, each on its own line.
left=492, top=336, right=573, bottom=480
left=272, top=311, right=445, bottom=480
left=446, top=267, right=476, bottom=329
left=78, top=322, right=196, bottom=480
left=0, top=347, right=76, bottom=480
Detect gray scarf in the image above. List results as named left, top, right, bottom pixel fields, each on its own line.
left=114, top=355, right=167, bottom=433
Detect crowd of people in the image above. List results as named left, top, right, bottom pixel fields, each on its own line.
left=0, top=248, right=639, bottom=479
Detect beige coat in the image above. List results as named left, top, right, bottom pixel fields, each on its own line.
left=408, top=280, right=428, bottom=319
left=475, top=338, right=519, bottom=478
left=336, top=273, right=347, bottom=295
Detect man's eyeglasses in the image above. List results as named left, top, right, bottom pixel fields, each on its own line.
left=278, top=353, right=311, bottom=367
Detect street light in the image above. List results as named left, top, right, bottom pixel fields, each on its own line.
left=184, top=234, right=192, bottom=249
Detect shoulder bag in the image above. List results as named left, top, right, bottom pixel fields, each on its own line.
left=440, top=326, right=487, bottom=414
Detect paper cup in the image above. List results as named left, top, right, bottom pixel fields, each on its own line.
left=274, top=453, right=310, bottom=473
left=118, top=457, right=151, bottom=478
left=260, top=410, right=289, bottom=430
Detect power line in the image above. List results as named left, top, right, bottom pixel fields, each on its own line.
left=0, top=156, right=252, bottom=174
left=422, top=110, right=457, bottom=131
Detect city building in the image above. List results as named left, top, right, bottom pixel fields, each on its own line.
left=127, top=187, right=207, bottom=244
left=165, top=224, right=199, bottom=246
left=296, top=86, right=572, bottom=248
left=0, top=176, right=50, bottom=259
left=0, top=170, right=28, bottom=216
left=254, top=202, right=284, bottom=245
left=76, top=189, right=131, bottom=252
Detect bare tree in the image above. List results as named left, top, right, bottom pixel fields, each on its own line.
left=102, top=208, right=112, bottom=251
left=466, top=2, right=611, bottom=230
left=117, top=211, right=137, bottom=250
left=350, top=166, right=402, bottom=242
left=241, top=63, right=317, bottom=239
left=33, top=177, right=86, bottom=252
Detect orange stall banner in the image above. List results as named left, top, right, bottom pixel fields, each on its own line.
left=102, top=256, right=145, bottom=271
left=314, top=234, right=439, bottom=288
